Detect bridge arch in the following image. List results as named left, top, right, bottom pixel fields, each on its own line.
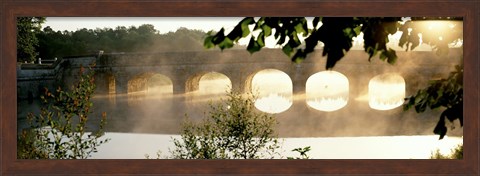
left=125, top=72, right=174, bottom=105
left=146, top=73, right=174, bottom=96
left=128, top=72, right=153, bottom=93
left=248, top=68, right=293, bottom=114
left=184, top=71, right=232, bottom=105
left=197, top=72, right=232, bottom=95
left=368, top=73, right=406, bottom=110
left=185, top=71, right=231, bottom=93
left=306, top=71, right=349, bottom=112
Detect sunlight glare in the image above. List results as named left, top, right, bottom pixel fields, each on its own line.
left=369, top=73, right=405, bottom=110
left=252, top=69, right=292, bottom=113
left=306, top=71, right=349, bottom=112
left=198, top=72, right=231, bottom=95
left=147, top=74, right=173, bottom=94
left=255, top=93, right=293, bottom=114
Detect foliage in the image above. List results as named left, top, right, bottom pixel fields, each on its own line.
left=36, top=25, right=207, bottom=60
left=430, top=144, right=463, bottom=159
left=404, top=64, right=463, bottom=139
left=400, top=17, right=463, bottom=56
left=17, top=64, right=109, bottom=159
left=17, top=17, right=45, bottom=63
left=287, top=146, right=311, bottom=159
left=169, top=91, right=282, bottom=159
left=205, top=17, right=464, bottom=139
left=204, top=17, right=462, bottom=69
left=145, top=150, right=165, bottom=159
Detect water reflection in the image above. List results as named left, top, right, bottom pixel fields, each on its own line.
left=369, top=73, right=406, bottom=110
left=17, top=72, right=463, bottom=159
left=251, top=69, right=293, bottom=113
left=254, top=93, right=292, bottom=114
left=306, top=71, right=349, bottom=112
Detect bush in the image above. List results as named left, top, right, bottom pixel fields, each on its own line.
left=17, top=65, right=109, bottom=159
left=169, top=91, right=282, bottom=159
left=430, top=144, right=463, bottom=159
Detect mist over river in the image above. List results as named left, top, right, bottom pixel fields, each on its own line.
left=17, top=71, right=463, bottom=159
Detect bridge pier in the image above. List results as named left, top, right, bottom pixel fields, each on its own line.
left=231, top=74, right=251, bottom=94
left=172, top=76, right=187, bottom=94
left=114, top=74, right=128, bottom=94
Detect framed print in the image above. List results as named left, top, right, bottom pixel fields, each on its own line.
left=1, top=0, right=479, bottom=175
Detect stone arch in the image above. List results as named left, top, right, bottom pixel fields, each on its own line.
left=197, top=72, right=232, bottom=95
left=368, top=73, right=406, bottom=110
left=185, top=71, right=232, bottom=93
left=128, top=72, right=154, bottom=93
left=127, top=72, right=174, bottom=106
left=185, top=72, right=203, bottom=93
left=305, top=71, right=349, bottom=112
left=146, top=73, right=174, bottom=95
left=248, top=68, right=293, bottom=114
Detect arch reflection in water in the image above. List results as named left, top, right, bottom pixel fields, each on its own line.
left=369, top=73, right=405, bottom=110
left=306, top=71, right=349, bottom=112
left=251, top=69, right=292, bottom=114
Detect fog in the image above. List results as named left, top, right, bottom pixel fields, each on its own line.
left=66, top=64, right=462, bottom=138
left=16, top=19, right=464, bottom=159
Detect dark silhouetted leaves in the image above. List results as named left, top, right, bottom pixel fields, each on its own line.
left=404, top=64, right=463, bottom=139
left=204, top=17, right=464, bottom=139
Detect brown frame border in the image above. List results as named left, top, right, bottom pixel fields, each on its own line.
left=1, top=0, right=478, bottom=175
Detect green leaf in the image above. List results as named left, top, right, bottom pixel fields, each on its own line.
left=379, top=51, right=387, bottom=61
left=247, top=37, right=261, bottom=54
left=257, top=32, right=265, bottom=47
left=211, top=28, right=226, bottom=44
left=385, top=49, right=397, bottom=64
left=294, top=23, right=306, bottom=34
left=292, top=50, right=306, bottom=63
left=203, top=36, right=215, bottom=49
left=262, top=24, right=272, bottom=37
left=218, top=37, right=234, bottom=50
left=240, top=17, right=255, bottom=37
left=353, top=26, right=362, bottom=36
left=282, top=44, right=293, bottom=56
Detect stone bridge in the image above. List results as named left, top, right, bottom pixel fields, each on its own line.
left=88, top=49, right=461, bottom=97
left=17, top=48, right=463, bottom=136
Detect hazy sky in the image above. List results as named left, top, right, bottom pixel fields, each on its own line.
left=43, top=17, right=244, bottom=34
left=43, top=17, right=447, bottom=51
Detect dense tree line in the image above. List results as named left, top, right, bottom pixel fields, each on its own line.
left=17, top=17, right=46, bottom=63
left=35, top=25, right=209, bottom=60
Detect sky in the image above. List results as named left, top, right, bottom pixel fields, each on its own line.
left=44, top=17, right=244, bottom=34
left=42, top=17, right=439, bottom=51
left=43, top=17, right=463, bottom=50
left=44, top=17, right=283, bottom=48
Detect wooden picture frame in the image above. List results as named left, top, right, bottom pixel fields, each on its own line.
left=1, top=0, right=478, bottom=175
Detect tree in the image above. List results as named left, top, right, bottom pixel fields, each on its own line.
left=17, top=17, right=45, bottom=63
left=17, top=64, right=109, bottom=159
left=204, top=17, right=464, bottom=139
left=169, top=91, right=282, bottom=159
left=36, top=24, right=207, bottom=59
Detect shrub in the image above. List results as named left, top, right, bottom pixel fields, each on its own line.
left=430, top=144, right=463, bottom=159
left=169, top=91, right=282, bottom=159
left=17, top=64, right=109, bottom=159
